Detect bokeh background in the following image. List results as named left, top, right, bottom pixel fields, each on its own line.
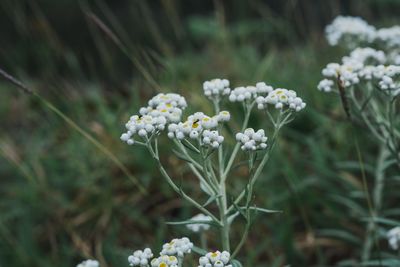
left=1, top=1, right=400, bottom=266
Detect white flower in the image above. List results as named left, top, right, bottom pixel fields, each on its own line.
left=198, top=251, right=232, bottom=267
left=121, top=93, right=187, bottom=145
left=342, top=47, right=386, bottom=65
left=325, top=16, right=375, bottom=46
left=128, top=248, right=153, bottom=267
left=263, top=89, right=306, bottom=111
left=216, top=111, right=231, bottom=122
left=236, top=128, right=268, bottom=151
left=151, top=255, right=178, bottom=267
left=202, top=130, right=224, bottom=148
left=317, top=79, right=334, bottom=92
left=228, top=82, right=273, bottom=103
left=375, top=26, right=400, bottom=48
left=387, top=227, right=400, bottom=250
left=77, top=260, right=99, bottom=267
left=160, top=237, right=193, bottom=258
left=203, top=78, right=231, bottom=100
left=186, top=213, right=212, bottom=232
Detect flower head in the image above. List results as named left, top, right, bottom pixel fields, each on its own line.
left=325, top=16, right=375, bottom=47
left=203, top=79, right=231, bottom=100
left=128, top=248, right=154, bottom=266
left=387, top=227, right=400, bottom=250
left=198, top=251, right=232, bottom=267
left=160, top=237, right=193, bottom=258
left=236, top=128, right=268, bottom=151
left=186, top=213, right=212, bottom=232
left=77, top=260, right=99, bottom=267
left=151, top=255, right=178, bottom=267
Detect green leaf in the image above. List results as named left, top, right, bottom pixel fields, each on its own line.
left=192, top=245, right=208, bottom=256
left=361, top=259, right=400, bottom=266
left=241, top=206, right=282, bottom=214
left=362, top=217, right=400, bottom=226
left=202, top=193, right=220, bottom=207
left=166, top=219, right=216, bottom=227
left=200, top=180, right=213, bottom=196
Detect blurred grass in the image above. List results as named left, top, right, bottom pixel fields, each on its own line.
left=1, top=1, right=400, bottom=267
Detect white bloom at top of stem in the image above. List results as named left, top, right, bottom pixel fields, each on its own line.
left=375, top=26, right=400, bottom=48
left=325, top=16, right=375, bottom=46
left=77, top=260, right=99, bottom=267
left=228, top=82, right=273, bottom=103
left=317, top=79, right=335, bottom=92
left=167, top=112, right=225, bottom=149
left=257, top=88, right=306, bottom=111
left=203, top=78, right=231, bottom=100
left=342, top=47, right=386, bottom=65
left=128, top=248, right=154, bottom=267
left=160, top=237, right=193, bottom=257
left=186, top=213, right=212, bottom=233
left=150, top=255, right=178, bottom=267
left=321, top=62, right=360, bottom=88
left=148, top=93, right=187, bottom=110
left=216, top=111, right=231, bottom=122
left=387, top=227, right=400, bottom=250
left=198, top=251, right=232, bottom=267
left=236, top=128, right=268, bottom=151
left=121, top=92, right=187, bottom=145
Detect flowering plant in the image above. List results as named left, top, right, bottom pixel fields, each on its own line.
left=111, top=79, right=305, bottom=266
left=318, top=16, right=400, bottom=264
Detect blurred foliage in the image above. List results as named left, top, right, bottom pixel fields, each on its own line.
left=0, top=0, right=400, bottom=267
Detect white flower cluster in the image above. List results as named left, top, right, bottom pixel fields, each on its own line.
left=160, top=237, right=193, bottom=257
left=186, top=213, right=212, bottom=232
left=317, top=79, right=335, bottom=92
left=321, top=62, right=361, bottom=89
left=387, top=227, right=400, bottom=250
left=375, top=26, right=400, bottom=48
left=228, top=82, right=273, bottom=103
left=326, top=16, right=400, bottom=50
left=236, top=128, right=268, bottom=151
left=319, top=59, right=400, bottom=95
left=198, top=251, right=232, bottom=267
left=256, top=88, right=306, bottom=111
left=128, top=248, right=154, bottom=266
left=325, top=16, right=375, bottom=46
left=203, top=79, right=231, bottom=100
left=168, top=111, right=229, bottom=148
left=375, top=65, right=400, bottom=95
left=121, top=93, right=187, bottom=145
left=150, top=255, right=178, bottom=267
left=342, top=47, right=386, bottom=65
left=77, top=260, right=99, bottom=267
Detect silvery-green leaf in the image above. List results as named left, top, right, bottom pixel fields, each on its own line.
left=200, top=180, right=213, bottom=196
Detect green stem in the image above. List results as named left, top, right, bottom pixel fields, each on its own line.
left=361, top=145, right=389, bottom=262
left=146, top=142, right=221, bottom=225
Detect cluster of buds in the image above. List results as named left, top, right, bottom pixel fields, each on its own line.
left=203, top=79, right=231, bottom=100
left=128, top=248, right=154, bottom=266
left=160, top=237, right=193, bottom=257
left=228, top=82, right=273, bottom=103
left=198, top=251, right=232, bottom=267
left=256, top=88, right=306, bottom=111
left=325, top=16, right=376, bottom=47
left=236, top=128, right=268, bottom=151
left=168, top=111, right=229, bottom=149
left=121, top=93, right=187, bottom=145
